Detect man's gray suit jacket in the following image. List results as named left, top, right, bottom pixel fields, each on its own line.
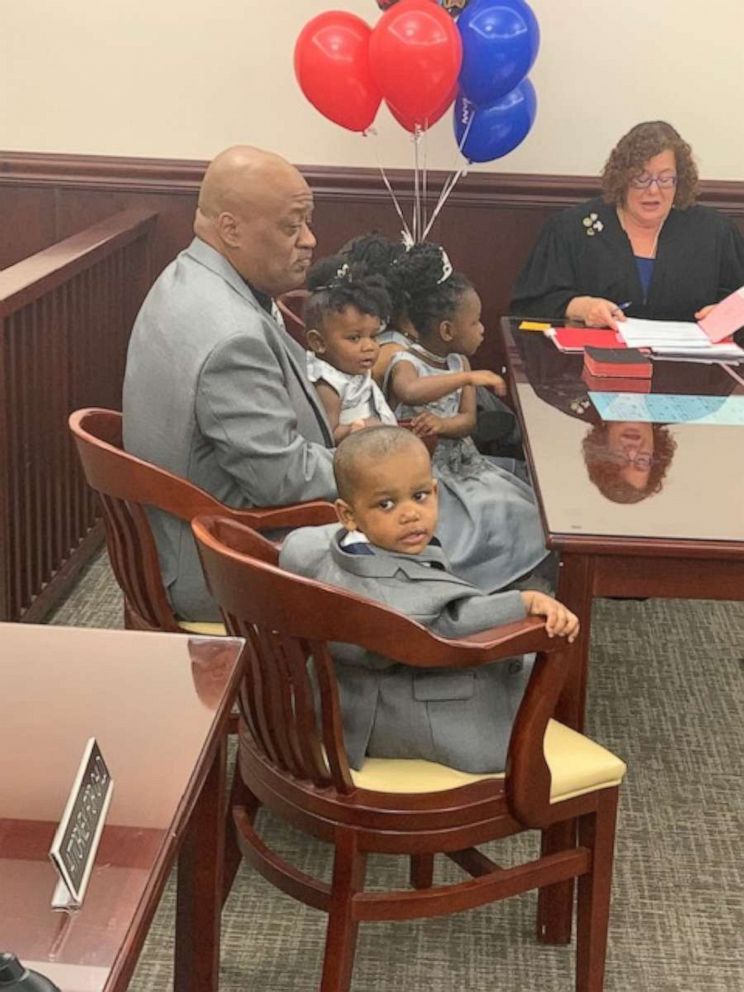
left=123, top=238, right=335, bottom=620
left=279, top=525, right=532, bottom=774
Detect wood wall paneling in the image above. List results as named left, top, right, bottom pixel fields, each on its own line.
left=0, top=208, right=156, bottom=621
left=3, top=150, right=744, bottom=369
left=4, top=154, right=744, bottom=365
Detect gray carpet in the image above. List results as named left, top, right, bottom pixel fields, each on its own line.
left=49, top=552, right=744, bottom=991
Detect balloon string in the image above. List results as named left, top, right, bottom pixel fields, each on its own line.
left=422, top=168, right=465, bottom=241
left=422, top=113, right=473, bottom=242
left=422, top=124, right=429, bottom=239
left=368, top=127, right=413, bottom=244
left=412, top=127, right=421, bottom=242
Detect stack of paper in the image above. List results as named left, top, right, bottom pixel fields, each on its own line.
left=618, top=317, right=744, bottom=362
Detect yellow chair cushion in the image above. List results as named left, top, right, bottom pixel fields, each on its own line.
left=177, top=620, right=227, bottom=636
left=350, top=719, right=626, bottom=804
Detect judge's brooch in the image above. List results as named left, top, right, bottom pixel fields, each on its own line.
left=582, top=213, right=604, bottom=237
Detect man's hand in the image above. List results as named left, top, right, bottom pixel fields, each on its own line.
left=520, top=590, right=580, bottom=642
left=694, top=304, right=716, bottom=320
left=410, top=411, right=445, bottom=437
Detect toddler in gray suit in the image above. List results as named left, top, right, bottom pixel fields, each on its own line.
left=279, top=426, right=578, bottom=774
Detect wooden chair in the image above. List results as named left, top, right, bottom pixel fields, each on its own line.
left=277, top=289, right=310, bottom=347
left=192, top=513, right=627, bottom=992
left=69, top=408, right=336, bottom=633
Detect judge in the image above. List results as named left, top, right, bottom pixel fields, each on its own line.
left=511, top=121, right=744, bottom=330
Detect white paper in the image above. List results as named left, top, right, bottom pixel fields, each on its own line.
left=618, top=316, right=744, bottom=361
left=619, top=317, right=711, bottom=347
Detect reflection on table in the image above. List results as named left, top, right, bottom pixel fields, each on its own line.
left=504, top=321, right=744, bottom=542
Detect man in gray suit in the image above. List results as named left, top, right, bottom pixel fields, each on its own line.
left=279, top=427, right=578, bottom=774
left=123, top=146, right=335, bottom=620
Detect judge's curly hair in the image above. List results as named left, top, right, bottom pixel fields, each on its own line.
left=304, top=254, right=391, bottom=334
left=601, top=121, right=698, bottom=210
left=390, top=242, right=472, bottom=341
left=582, top=423, right=677, bottom=504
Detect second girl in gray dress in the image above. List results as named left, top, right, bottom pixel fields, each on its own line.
left=385, top=242, right=549, bottom=593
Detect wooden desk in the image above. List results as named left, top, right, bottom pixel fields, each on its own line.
left=0, top=624, right=244, bottom=992
left=502, top=317, right=744, bottom=730
left=501, top=318, right=744, bottom=941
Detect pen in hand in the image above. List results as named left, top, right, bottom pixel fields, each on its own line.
left=612, top=301, right=632, bottom=317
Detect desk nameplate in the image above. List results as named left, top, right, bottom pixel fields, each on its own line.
left=49, top=737, right=113, bottom=910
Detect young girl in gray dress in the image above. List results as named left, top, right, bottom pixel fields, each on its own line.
left=304, top=255, right=397, bottom=443
left=386, top=242, right=552, bottom=593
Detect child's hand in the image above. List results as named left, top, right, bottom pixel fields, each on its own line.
left=520, top=590, right=580, bottom=643
left=411, top=412, right=444, bottom=437
left=468, top=370, right=507, bottom=396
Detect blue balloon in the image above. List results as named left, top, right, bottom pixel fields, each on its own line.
left=453, top=80, right=536, bottom=163
left=458, top=0, right=540, bottom=105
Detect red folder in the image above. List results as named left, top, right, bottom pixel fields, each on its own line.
left=549, top=327, right=625, bottom=352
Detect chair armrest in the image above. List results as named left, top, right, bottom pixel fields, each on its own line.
left=232, top=500, right=337, bottom=530
left=382, top=616, right=559, bottom=670
left=454, top=616, right=555, bottom=657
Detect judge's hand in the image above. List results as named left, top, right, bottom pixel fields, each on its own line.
left=566, top=295, right=626, bottom=331
left=694, top=304, right=716, bottom=320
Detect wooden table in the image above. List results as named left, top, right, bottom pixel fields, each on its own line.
left=0, top=623, right=244, bottom=992
left=501, top=318, right=744, bottom=940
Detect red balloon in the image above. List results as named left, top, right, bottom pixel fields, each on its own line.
left=387, top=82, right=458, bottom=132
left=369, top=0, right=462, bottom=129
left=294, top=12, right=382, bottom=133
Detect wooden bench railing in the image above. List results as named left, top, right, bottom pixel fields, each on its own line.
left=0, top=208, right=157, bottom=621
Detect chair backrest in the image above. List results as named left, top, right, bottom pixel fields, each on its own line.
left=276, top=289, right=309, bottom=347
left=192, top=513, right=566, bottom=821
left=69, top=408, right=336, bottom=630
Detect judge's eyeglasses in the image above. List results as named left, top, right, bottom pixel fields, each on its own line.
left=602, top=450, right=658, bottom=470
left=629, top=173, right=678, bottom=189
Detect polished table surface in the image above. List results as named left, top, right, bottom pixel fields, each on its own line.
left=0, top=623, right=244, bottom=992
left=503, top=318, right=744, bottom=548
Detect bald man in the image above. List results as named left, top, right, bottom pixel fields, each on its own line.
left=123, top=146, right=335, bottom=620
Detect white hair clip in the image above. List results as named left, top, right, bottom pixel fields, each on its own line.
left=437, top=248, right=453, bottom=284
left=335, top=262, right=351, bottom=281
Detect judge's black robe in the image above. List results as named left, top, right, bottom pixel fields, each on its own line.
left=511, top=197, right=744, bottom=322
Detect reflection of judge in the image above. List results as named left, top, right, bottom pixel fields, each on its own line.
left=515, top=332, right=735, bottom=503
left=582, top=421, right=676, bottom=504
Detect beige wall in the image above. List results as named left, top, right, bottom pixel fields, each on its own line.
left=2, top=0, right=742, bottom=179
